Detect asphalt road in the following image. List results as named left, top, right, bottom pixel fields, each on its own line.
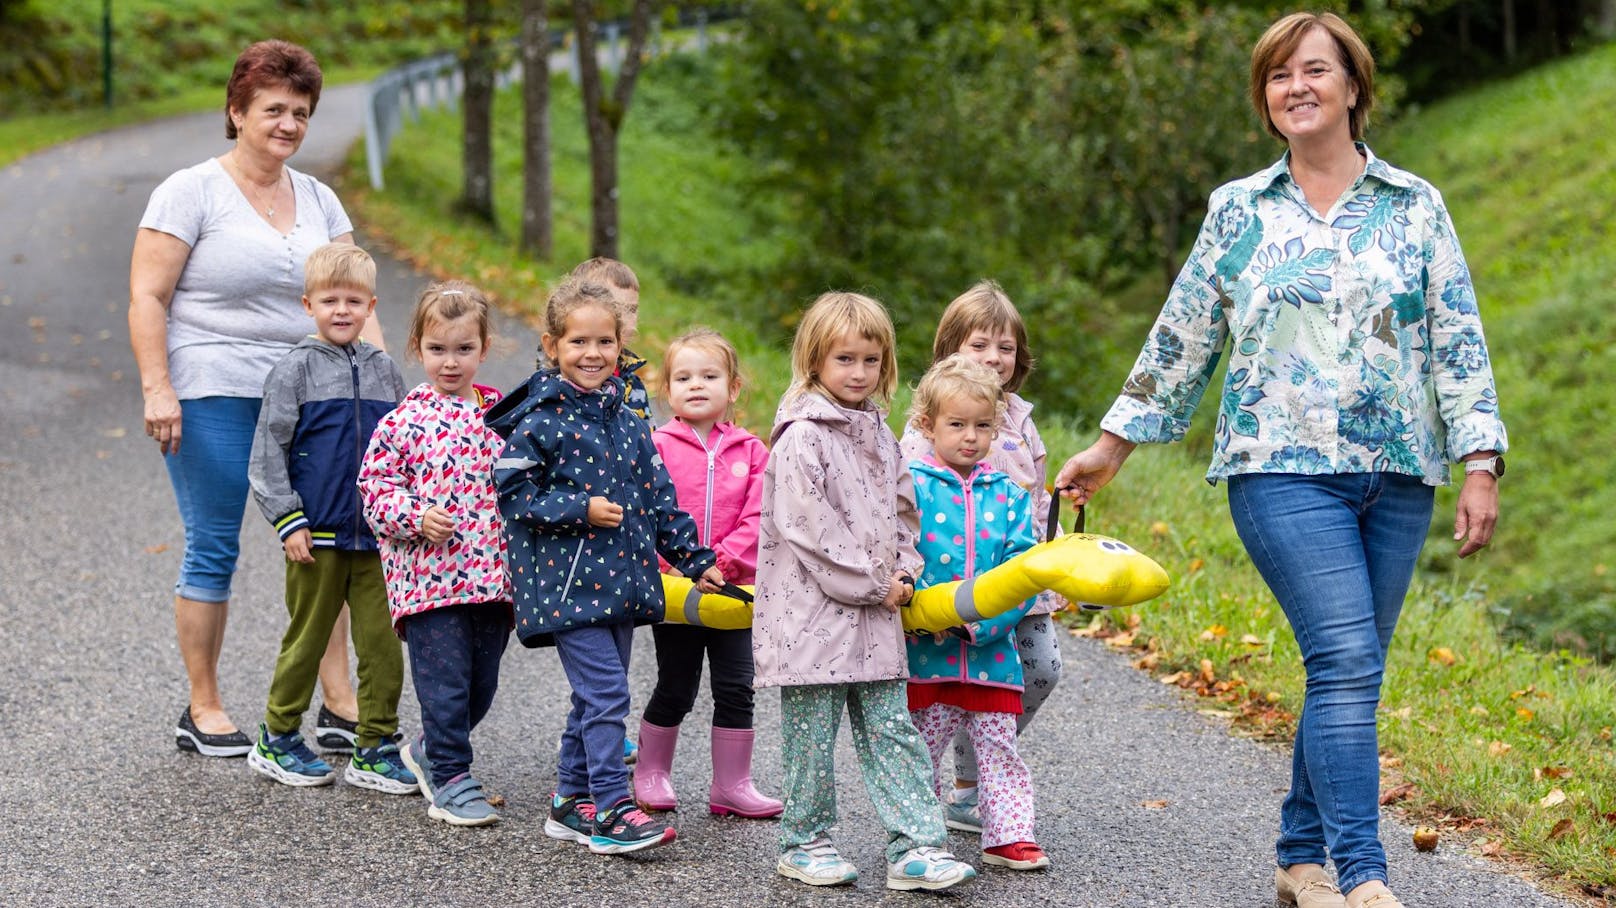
left=0, top=86, right=1578, bottom=908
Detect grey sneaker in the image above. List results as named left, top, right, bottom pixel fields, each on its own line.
left=886, top=846, right=977, bottom=891
left=777, top=837, right=859, bottom=886
left=944, top=789, right=983, bottom=833
left=398, top=734, right=435, bottom=802
left=428, top=774, right=500, bottom=827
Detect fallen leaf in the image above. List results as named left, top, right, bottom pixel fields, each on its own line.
left=1198, top=659, right=1216, bottom=684
left=101, top=427, right=126, bottom=438
left=1389, top=706, right=1413, bottom=720
left=1197, top=708, right=1234, bottom=719
left=1479, top=839, right=1504, bottom=857
left=1548, top=818, right=1574, bottom=841
left=485, top=793, right=506, bottom=809
left=1149, top=521, right=1170, bottom=538
left=1381, top=782, right=1417, bottom=805
left=1240, top=634, right=1264, bottom=646
left=1198, top=624, right=1228, bottom=641
left=1159, top=671, right=1188, bottom=685
left=1516, top=707, right=1535, bottom=722
left=1541, top=766, right=1573, bottom=780
left=1488, top=740, right=1512, bottom=757
left=1132, top=652, right=1161, bottom=671
left=1470, top=706, right=1490, bottom=716
left=1540, top=788, right=1567, bottom=808
left=144, top=544, right=170, bottom=555
left=1188, top=558, right=1205, bottom=572
left=1104, top=631, right=1136, bottom=648
left=1140, top=799, right=1169, bottom=810
left=1427, top=646, right=1457, bottom=666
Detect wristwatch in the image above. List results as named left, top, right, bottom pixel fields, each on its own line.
left=1464, top=455, right=1506, bottom=478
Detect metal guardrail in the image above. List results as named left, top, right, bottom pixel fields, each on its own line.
left=363, top=11, right=722, bottom=190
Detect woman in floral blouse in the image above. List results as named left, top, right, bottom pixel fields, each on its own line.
left=1057, top=13, right=1505, bottom=908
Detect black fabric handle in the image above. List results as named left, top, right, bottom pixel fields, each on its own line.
left=719, top=583, right=754, bottom=604
left=1048, top=487, right=1085, bottom=541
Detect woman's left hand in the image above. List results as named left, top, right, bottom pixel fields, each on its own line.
left=1454, top=473, right=1499, bottom=558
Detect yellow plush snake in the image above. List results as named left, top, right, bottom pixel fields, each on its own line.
left=661, top=531, right=1170, bottom=632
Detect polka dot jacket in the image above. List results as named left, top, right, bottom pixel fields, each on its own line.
left=486, top=369, right=716, bottom=648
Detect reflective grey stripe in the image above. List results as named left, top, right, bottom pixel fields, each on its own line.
left=953, top=576, right=985, bottom=623
left=683, top=586, right=707, bottom=627
left=494, top=456, right=539, bottom=471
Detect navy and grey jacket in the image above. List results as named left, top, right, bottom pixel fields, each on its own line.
left=249, top=336, right=404, bottom=551
left=487, top=369, right=716, bottom=648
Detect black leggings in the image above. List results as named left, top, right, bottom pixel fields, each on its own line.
left=643, top=624, right=755, bottom=729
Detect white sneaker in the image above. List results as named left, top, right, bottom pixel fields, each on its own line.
left=777, top=837, right=859, bottom=886
left=886, top=846, right=978, bottom=891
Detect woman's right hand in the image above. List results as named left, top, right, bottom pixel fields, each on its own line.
left=143, top=383, right=183, bottom=455
left=1054, top=432, right=1137, bottom=505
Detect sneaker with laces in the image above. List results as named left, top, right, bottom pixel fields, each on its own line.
left=886, top=846, right=978, bottom=891
left=248, top=724, right=335, bottom=787
left=398, top=734, right=435, bottom=802
left=428, top=773, right=500, bottom=826
left=944, top=790, right=983, bottom=834
left=983, top=841, right=1051, bottom=871
left=544, top=792, right=598, bottom=845
left=589, top=796, right=676, bottom=855
left=777, top=837, right=859, bottom=886
left=344, top=741, right=418, bottom=795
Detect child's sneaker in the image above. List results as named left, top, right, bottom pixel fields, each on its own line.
left=544, top=792, right=597, bottom=845
left=589, top=796, right=676, bottom=855
left=398, top=733, right=435, bottom=802
left=248, top=724, right=335, bottom=787
left=428, top=774, right=500, bottom=827
left=885, top=846, right=978, bottom=891
left=983, top=841, right=1051, bottom=871
left=344, top=741, right=418, bottom=795
left=777, top=837, right=859, bottom=886
left=624, top=736, right=639, bottom=765
left=944, top=789, right=983, bottom=833
left=314, top=705, right=404, bottom=753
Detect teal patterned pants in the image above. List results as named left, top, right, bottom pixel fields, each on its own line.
left=779, top=679, right=946, bottom=864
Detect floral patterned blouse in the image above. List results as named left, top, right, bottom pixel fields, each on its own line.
left=1102, top=145, right=1507, bottom=485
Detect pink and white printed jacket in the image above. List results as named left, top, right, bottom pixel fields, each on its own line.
left=652, top=419, right=769, bottom=584
left=359, top=382, right=513, bottom=633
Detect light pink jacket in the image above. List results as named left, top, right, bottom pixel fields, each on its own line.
left=900, top=390, right=1063, bottom=614
left=753, top=391, right=923, bottom=688
left=652, top=419, right=769, bottom=584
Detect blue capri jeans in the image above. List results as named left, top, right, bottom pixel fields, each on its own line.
left=163, top=396, right=261, bottom=603
left=1228, top=472, right=1433, bottom=894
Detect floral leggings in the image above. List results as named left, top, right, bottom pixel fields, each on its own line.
left=778, top=679, right=947, bottom=864
left=914, top=703, right=1036, bottom=848
left=954, top=612, right=1062, bottom=780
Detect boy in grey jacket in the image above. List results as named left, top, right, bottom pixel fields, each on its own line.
left=246, top=244, right=411, bottom=792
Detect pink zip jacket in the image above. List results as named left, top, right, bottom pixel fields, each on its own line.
left=652, top=419, right=769, bottom=584
left=753, top=391, right=924, bottom=688
left=359, top=382, right=513, bottom=632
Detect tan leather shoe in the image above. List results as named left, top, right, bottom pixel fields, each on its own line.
left=1351, top=891, right=1407, bottom=908
left=1276, top=866, right=1348, bottom=908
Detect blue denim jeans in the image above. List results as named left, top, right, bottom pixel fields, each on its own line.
left=1228, top=472, right=1434, bottom=894
left=163, top=396, right=261, bottom=602
left=553, top=621, right=635, bottom=808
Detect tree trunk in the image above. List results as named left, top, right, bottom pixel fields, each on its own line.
left=460, top=0, right=496, bottom=224
left=520, top=0, right=552, bottom=259
left=1501, top=0, right=1518, bottom=62
left=572, top=0, right=657, bottom=259
left=1600, top=0, right=1616, bottom=40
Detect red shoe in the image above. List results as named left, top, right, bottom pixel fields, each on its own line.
left=982, top=841, right=1050, bottom=871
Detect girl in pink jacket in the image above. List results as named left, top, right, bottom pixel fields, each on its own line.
left=634, top=329, right=781, bottom=819
left=755, top=293, right=977, bottom=893
left=359, top=281, right=511, bottom=827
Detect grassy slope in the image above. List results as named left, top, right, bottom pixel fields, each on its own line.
left=342, top=47, right=1616, bottom=895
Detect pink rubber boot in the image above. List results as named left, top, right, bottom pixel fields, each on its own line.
left=709, top=726, right=783, bottom=818
left=633, top=720, right=679, bottom=811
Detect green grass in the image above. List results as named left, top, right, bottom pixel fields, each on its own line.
left=343, top=45, right=1616, bottom=898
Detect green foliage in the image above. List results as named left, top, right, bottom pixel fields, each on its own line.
left=0, top=0, right=465, bottom=116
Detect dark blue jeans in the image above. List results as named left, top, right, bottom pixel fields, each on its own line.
left=403, top=603, right=510, bottom=789
left=1229, top=472, right=1433, bottom=894
left=553, top=621, right=635, bottom=807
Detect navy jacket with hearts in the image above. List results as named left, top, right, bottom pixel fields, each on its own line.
left=487, top=369, right=715, bottom=647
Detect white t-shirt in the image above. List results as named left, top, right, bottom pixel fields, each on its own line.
left=138, top=158, right=353, bottom=399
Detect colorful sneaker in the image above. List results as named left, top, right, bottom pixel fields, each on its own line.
left=886, top=846, right=978, bottom=891
left=777, top=837, right=859, bottom=886
left=344, top=741, right=418, bottom=795
left=428, top=773, right=500, bottom=827
left=983, top=841, right=1051, bottom=871
left=248, top=724, right=335, bottom=787
left=314, top=705, right=402, bottom=752
left=589, top=796, right=676, bottom=855
left=398, top=733, right=436, bottom=802
left=624, top=736, right=639, bottom=765
left=544, top=792, right=598, bottom=845
left=944, top=789, right=983, bottom=834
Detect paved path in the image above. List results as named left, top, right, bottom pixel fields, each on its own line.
left=0, top=87, right=1577, bottom=907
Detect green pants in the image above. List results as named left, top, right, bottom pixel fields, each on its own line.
left=263, top=549, right=401, bottom=747
left=778, top=679, right=946, bottom=864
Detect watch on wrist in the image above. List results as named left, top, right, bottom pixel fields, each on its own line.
left=1464, top=455, right=1505, bottom=478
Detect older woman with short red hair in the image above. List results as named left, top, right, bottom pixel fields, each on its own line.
left=130, top=40, right=378, bottom=759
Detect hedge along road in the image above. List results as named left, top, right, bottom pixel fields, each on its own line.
left=0, top=84, right=1577, bottom=907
